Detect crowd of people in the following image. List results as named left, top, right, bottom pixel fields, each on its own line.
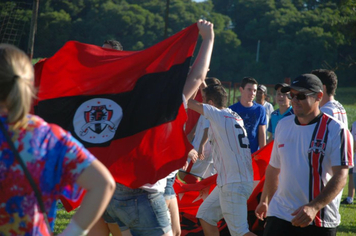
left=0, top=19, right=354, bottom=236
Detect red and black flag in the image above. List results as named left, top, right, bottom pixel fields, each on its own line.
left=34, top=24, right=198, bottom=194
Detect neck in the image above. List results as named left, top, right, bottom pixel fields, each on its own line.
left=297, top=109, right=321, bottom=125
left=240, top=99, right=253, bottom=107
left=278, top=105, right=289, bottom=114
left=256, top=99, right=264, bottom=105
left=319, top=95, right=333, bottom=107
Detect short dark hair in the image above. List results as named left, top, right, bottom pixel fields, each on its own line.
left=240, top=77, right=258, bottom=89
left=205, top=77, right=221, bottom=86
left=103, top=40, right=123, bottom=51
left=203, top=85, right=227, bottom=108
left=311, top=69, right=337, bottom=96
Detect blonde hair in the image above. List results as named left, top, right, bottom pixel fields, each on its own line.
left=0, top=44, right=35, bottom=124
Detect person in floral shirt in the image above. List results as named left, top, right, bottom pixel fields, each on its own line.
left=0, top=44, right=115, bottom=236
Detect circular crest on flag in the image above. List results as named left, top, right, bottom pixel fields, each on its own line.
left=73, top=98, right=122, bottom=144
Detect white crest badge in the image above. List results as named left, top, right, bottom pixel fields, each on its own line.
left=73, top=98, right=122, bottom=144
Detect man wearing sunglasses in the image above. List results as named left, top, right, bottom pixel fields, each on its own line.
left=255, top=74, right=353, bottom=236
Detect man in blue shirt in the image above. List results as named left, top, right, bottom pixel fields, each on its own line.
left=230, top=77, right=267, bottom=153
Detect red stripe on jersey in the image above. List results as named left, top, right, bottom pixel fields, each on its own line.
left=309, top=114, right=330, bottom=227
left=316, top=116, right=328, bottom=140
left=223, top=115, right=243, bottom=121
left=312, top=151, right=322, bottom=227
left=314, top=214, right=322, bottom=227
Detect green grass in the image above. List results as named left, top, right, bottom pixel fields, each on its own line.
left=54, top=209, right=74, bottom=235
left=337, top=179, right=356, bottom=235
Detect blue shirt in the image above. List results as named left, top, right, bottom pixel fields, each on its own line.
left=229, top=101, right=267, bottom=153
left=267, top=106, right=294, bottom=138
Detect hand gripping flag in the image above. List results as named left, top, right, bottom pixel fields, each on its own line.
left=35, top=24, right=199, bottom=210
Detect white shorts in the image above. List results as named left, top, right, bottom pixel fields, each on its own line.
left=196, top=182, right=253, bottom=236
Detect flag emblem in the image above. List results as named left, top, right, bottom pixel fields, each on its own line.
left=73, top=98, right=122, bottom=144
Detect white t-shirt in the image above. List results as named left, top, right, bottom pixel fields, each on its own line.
left=320, top=100, right=348, bottom=127
left=263, top=101, right=274, bottom=130
left=140, top=177, right=167, bottom=193
left=203, top=104, right=253, bottom=186
left=268, top=114, right=354, bottom=228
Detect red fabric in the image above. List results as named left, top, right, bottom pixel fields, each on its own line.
left=251, top=141, right=273, bottom=180
left=35, top=24, right=199, bottom=211
left=174, top=141, right=274, bottom=235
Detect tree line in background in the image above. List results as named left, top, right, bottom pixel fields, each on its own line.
left=1, top=0, right=356, bottom=86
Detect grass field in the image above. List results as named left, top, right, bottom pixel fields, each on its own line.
left=54, top=87, right=356, bottom=235
left=53, top=182, right=356, bottom=235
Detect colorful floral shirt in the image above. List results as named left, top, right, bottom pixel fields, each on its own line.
left=0, top=115, right=95, bottom=236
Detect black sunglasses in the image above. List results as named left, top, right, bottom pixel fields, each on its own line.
left=287, top=92, right=315, bottom=100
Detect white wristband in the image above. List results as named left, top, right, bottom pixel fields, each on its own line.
left=58, top=219, right=89, bottom=236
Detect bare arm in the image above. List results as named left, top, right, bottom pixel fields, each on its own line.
left=198, top=128, right=209, bottom=160
left=291, top=166, right=348, bottom=227
left=188, top=99, right=204, bottom=115
left=258, top=124, right=267, bottom=149
left=255, top=164, right=280, bottom=221
left=183, top=20, right=214, bottom=100
left=70, top=160, right=115, bottom=231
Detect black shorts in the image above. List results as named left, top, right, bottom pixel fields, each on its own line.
left=263, top=216, right=337, bottom=236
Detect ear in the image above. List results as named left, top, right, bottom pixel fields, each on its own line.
left=239, top=87, right=243, bottom=93
left=208, top=100, right=214, bottom=106
left=316, top=91, right=323, bottom=101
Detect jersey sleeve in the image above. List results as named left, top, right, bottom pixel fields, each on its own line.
left=260, top=106, right=267, bottom=126
left=329, top=124, right=354, bottom=168
left=203, top=104, right=221, bottom=124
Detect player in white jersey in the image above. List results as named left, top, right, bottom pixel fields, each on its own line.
left=255, top=74, right=353, bottom=236
left=188, top=84, right=255, bottom=236
left=311, top=69, right=353, bottom=204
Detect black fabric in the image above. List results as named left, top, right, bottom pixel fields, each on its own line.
left=263, top=217, right=337, bottom=236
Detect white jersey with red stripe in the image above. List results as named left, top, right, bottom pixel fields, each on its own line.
left=203, top=104, right=253, bottom=186
left=268, top=113, right=353, bottom=228
left=320, top=100, right=348, bottom=127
